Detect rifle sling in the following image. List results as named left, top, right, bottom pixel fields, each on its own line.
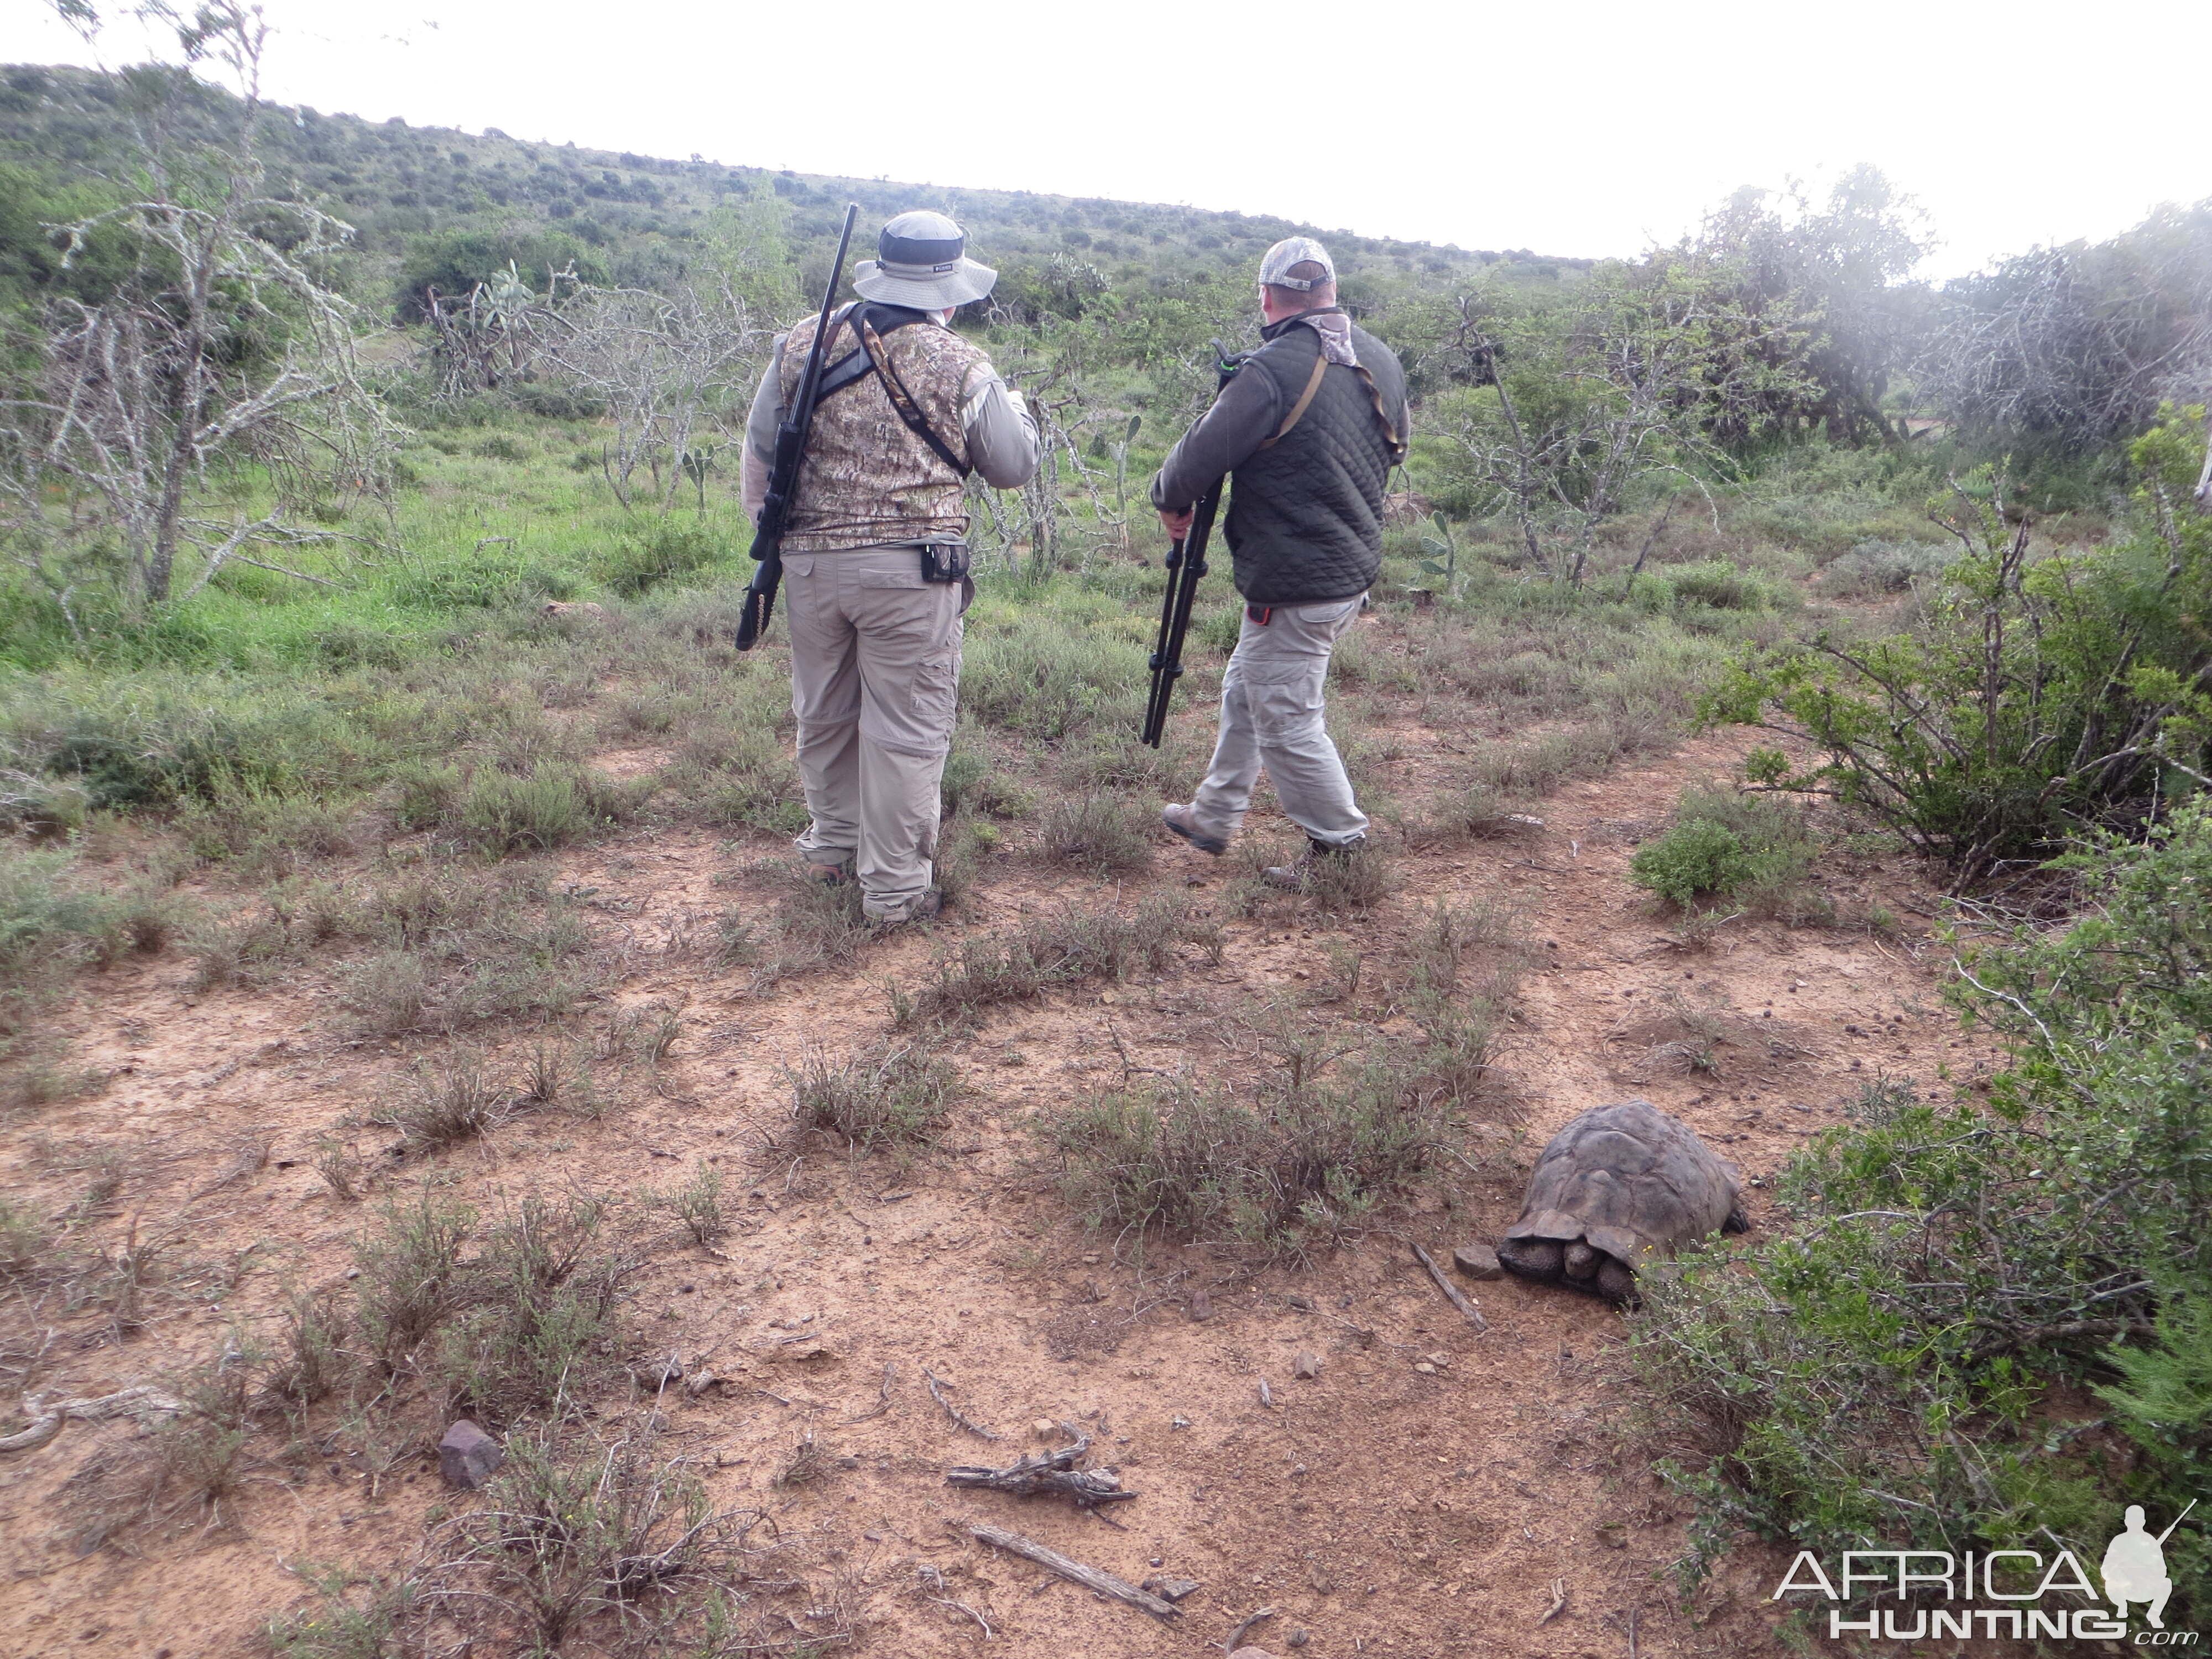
left=804, top=303, right=972, bottom=478
left=1251, top=337, right=1406, bottom=461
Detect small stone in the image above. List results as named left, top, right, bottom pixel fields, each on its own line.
left=1284, top=1292, right=1316, bottom=1311
left=1292, top=1351, right=1321, bottom=1381
left=1413, top=1361, right=1436, bottom=1375
left=1140, top=1575, right=1203, bottom=1603
left=1081, top=1253, right=1099, bottom=1265
left=633, top=1352, right=684, bottom=1389
left=1286, top=1632, right=1310, bottom=1648
left=438, top=1419, right=503, bottom=1489
left=1229, top=1648, right=1279, bottom=1659
left=1452, top=1243, right=1503, bottom=1281
left=1032, top=1417, right=1060, bottom=1440
left=1188, top=1288, right=1213, bottom=1322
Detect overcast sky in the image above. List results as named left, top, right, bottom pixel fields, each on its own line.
left=6, top=0, right=2206, bottom=279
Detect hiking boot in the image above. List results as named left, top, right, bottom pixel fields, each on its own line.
left=865, top=888, right=943, bottom=930
left=1161, top=803, right=1228, bottom=856
left=804, top=852, right=854, bottom=885
left=1261, top=834, right=1368, bottom=891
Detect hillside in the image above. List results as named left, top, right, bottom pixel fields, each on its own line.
left=0, top=60, right=1586, bottom=330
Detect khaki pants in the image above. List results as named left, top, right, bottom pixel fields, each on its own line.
left=1190, top=594, right=1371, bottom=848
left=782, top=547, right=967, bottom=920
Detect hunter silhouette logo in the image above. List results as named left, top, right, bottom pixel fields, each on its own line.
left=2104, top=1501, right=2195, bottom=1630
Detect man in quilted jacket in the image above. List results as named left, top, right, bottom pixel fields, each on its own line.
left=1150, top=237, right=1410, bottom=888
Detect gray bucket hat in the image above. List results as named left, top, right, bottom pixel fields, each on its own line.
left=851, top=210, right=998, bottom=309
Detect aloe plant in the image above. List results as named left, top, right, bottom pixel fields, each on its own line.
left=1417, top=510, right=1458, bottom=596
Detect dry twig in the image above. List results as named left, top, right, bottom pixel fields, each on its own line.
left=1411, top=1241, right=1489, bottom=1331
left=924, top=1368, right=1001, bottom=1441
left=844, top=1361, right=898, bottom=1423
left=969, top=1524, right=1178, bottom=1619
left=1225, top=1605, right=1277, bottom=1653
left=930, top=1597, right=994, bottom=1637
left=1537, top=1577, right=1568, bottom=1624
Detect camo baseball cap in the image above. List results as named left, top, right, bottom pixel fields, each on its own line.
left=1259, top=235, right=1335, bottom=290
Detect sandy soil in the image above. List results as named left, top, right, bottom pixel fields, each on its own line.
left=0, top=680, right=2005, bottom=1657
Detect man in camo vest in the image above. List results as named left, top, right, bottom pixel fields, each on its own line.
left=1151, top=236, right=1410, bottom=888
left=741, top=211, right=1037, bottom=927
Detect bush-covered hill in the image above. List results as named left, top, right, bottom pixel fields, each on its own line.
left=0, top=59, right=1584, bottom=332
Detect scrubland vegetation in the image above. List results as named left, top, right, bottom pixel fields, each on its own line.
left=2, top=6, right=2211, bottom=1650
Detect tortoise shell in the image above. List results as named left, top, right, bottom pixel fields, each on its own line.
left=1498, top=1099, right=1745, bottom=1301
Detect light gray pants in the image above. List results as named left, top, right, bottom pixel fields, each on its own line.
left=782, top=547, right=967, bottom=920
left=1190, top=593, right=1371, bottom=848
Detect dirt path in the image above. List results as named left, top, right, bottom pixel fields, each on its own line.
left=0, top=719, right=1997, bottom=1658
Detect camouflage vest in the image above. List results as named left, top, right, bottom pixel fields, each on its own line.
left=775, top=304, right=987, bottom=553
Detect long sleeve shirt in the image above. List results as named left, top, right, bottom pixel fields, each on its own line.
left=740, top=327, right=1039, bottom=523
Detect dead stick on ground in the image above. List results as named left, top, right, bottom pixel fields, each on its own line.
left=1537, top=1577, right=1567, bottom=1625
left=1411, top=1241, right=1488, bottom=1332
left=1224, top=1605, right=1276, bottom=1653
left=969, top=1524, right=1179, bottom=1619
left=925, top=1368, right=1001, bottom=1441
left=844, top=1361, right=896, bottom=1423
left=930, top=1597, right=994, bottom=1637
left=1627, top=1605, right=1639, bottom=1658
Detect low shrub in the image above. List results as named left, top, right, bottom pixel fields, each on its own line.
left=1704, top=430, right=2212, bottom=877
left=902, top=896, right=1218, bottom=1027
left=388, top=1056, right=519, bottom=1151
left=1815, top=537, right=1953, bottom=597
left=459, top=765, right=633, bottom=854
left=660, top=1162, right=726, bottom=1245
left=1044, top=1031, right=1464, bottom=1249
left=1038, top=791, right=1151, bottom=873
left=789, top=1041, right=955, bottom=1149
left=595, top=521, right=719, bottom=597
left=1629, top=782, right=1818, bottom=911
left=1632, top=800, right=2212, bottom=1623
left=429, top=1193, right=630, bottom=1423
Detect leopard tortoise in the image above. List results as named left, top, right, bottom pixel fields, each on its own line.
left=1496, top=1099, right=1748, bottom=1303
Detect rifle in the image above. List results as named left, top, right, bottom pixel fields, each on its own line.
left=735, top=203, right=860, bottom=651
left=1141, top=340, right=1239, bottom=747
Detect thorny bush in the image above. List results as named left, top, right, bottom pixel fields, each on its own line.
left=1632, top=800, right=2212, bottom=1624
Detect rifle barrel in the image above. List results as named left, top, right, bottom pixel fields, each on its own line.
left=2157, top=1497, right=2198, bottom=1545
left=735, top=204, right=859, bottom=651
left=1140, top=476, right=1222, bottom=747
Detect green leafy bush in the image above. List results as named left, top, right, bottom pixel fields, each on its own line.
left=1703, top=424, right=2212, bottom=877
left=1632, top=799, right=2212, bottom=1622
left=1629, top=819, right=1750, bottom=906
left=1627, top=782, right=1817, bottom=909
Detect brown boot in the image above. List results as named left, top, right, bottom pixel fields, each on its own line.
left=1260, top=834, right=1367, bottom=891
left=865, top=888, right=943, bottom=930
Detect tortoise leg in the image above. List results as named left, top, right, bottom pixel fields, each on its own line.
left=1594, top=1258, right=1637, bottom=1304
left=1497, top=1238, right=1564, bottom=1282
left=1723, top=1206, right=1750, bottom=1234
